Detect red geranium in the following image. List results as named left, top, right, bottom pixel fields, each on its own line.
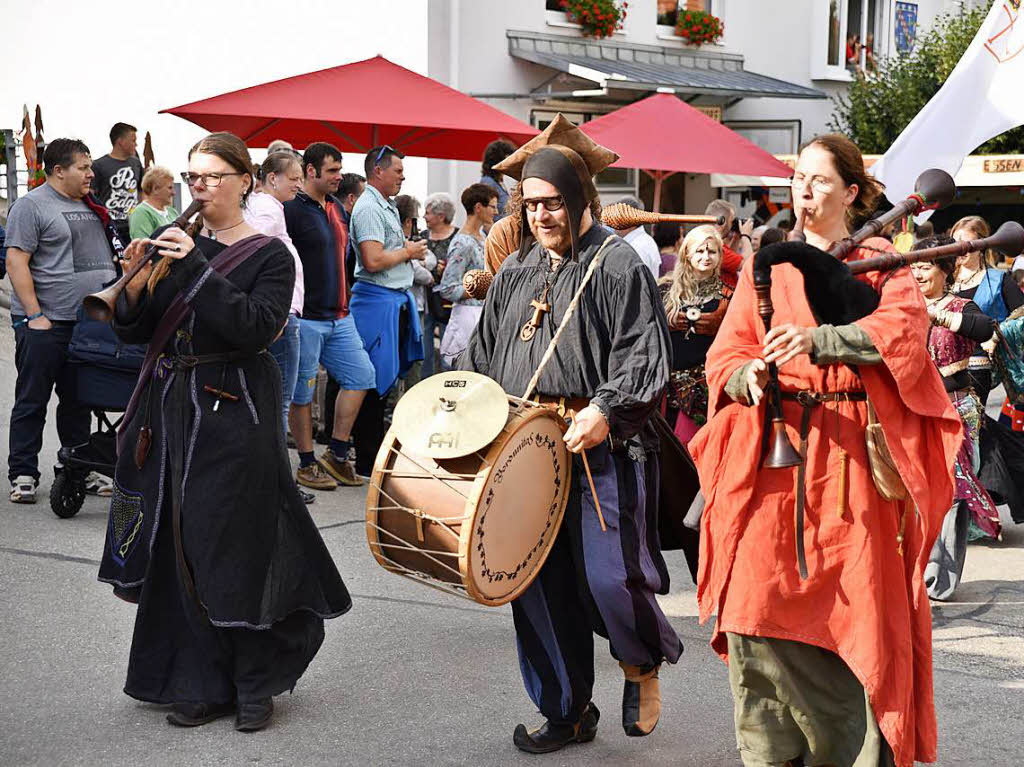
left=675, top=8, right=722, bottom=46
left=562, top=0, right=627, bottom=39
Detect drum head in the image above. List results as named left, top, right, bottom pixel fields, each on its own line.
left=462, top=408, right=570, bottom=605
left=392, top=371, right=509, bottom=459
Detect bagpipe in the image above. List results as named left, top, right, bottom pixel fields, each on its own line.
left=752, top=169, right=1024, bottom=468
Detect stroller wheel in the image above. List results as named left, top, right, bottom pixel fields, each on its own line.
left=50, top=469, right=87, bottom=519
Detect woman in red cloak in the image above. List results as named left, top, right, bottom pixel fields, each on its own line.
left=688, top=135, right=962, bottom=767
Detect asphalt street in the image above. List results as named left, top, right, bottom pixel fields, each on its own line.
left=1, top=320, right=1022, bottom=767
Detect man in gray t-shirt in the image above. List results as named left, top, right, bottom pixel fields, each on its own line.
left=5, top=138, right=114, bottom=502
left=6, top=183, right=116, bottom=320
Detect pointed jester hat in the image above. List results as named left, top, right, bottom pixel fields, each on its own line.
left=494, top=114, right=618, bottom=260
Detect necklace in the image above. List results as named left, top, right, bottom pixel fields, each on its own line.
left=952, top=266, right=985, bottom=293
left=520, top=253, right=563, bottom=342
left=205, top=219, right=245, bottom=242
left=688, top=275, right=725, bottom=306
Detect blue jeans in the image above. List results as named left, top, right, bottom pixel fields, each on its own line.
left=294, top=315, right=375, bottom=406
left=268, top=314, right=300, bottom=439
left=9, top=320, right=91, bottom=481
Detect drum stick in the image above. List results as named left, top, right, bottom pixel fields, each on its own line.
left=570, top=410, right=607, bottom=533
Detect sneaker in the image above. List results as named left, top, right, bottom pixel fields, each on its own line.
left=10, top=475, right=38, bottom=504
left=85, top=472, right=114, bottom=497
left=300, top=489, right=316, bottom=505
left=296, top=463, right=337, bottom=491
left=317, top=451, right=364, bottom=487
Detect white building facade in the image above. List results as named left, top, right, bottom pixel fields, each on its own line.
left=427, top=0, right=985, bottom=217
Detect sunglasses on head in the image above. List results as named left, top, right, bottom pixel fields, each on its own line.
left=375, top=145, right=396, bottom=164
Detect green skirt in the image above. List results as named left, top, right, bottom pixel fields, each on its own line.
left=727, top=633, right=896, bottom=767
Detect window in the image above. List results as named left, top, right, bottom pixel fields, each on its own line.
left=530, top=110, right=636, bottom=195
left=545, top=0, right=580, bottom=29
left=827, top=1, right=841, bottom=67
left=656, top=1, right=714, bottom=28
left=813, top=0, right=888, bottom=80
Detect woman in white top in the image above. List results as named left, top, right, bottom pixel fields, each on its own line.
left=439, top=183, right=497, bottom=366
left=243, top=152, right=306, bottom=453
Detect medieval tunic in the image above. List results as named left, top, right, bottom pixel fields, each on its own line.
left=98, top=234, right=351, bottom=705
left=924, top=296, right=1001, bottom=601
left=689, top=240, right=962, bottom=767
left=661, top=278, right=733, bottom=445
left=458, top=223, right=683, bottom=726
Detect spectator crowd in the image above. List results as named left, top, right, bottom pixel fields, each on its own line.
left=6, top=122, right=1024, bottom=525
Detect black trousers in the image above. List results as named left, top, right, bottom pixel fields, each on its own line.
left=9, top=321, right=91, bottom=482
left=352, top=389, right=386, bottom=477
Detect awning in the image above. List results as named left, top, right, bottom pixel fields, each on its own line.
left=713, top=154, right=1024, bottom=188
left=508, top=31, right=825, bottom=101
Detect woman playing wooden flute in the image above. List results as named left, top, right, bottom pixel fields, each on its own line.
left=98, top=132, right=350, bottom=733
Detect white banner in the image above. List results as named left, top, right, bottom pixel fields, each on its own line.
left=871, top=1, right=1024, bottom=204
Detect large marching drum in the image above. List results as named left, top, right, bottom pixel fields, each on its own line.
left=365, top=372, right=571, bottom=606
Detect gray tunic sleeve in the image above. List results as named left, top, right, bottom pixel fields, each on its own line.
left=590, top=261, right=671, bottom=440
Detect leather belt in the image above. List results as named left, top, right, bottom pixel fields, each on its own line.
left=158, top=350, right=257, bottom=372
left=779, top=390, right=867, bottom=579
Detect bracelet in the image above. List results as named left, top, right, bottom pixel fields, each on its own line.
left=740, top=233, right=752, bottom=241
left=13, top=311, right=44, bottom=328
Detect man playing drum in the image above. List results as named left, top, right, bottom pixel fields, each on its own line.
left=457, top=116, right=683, bottom=753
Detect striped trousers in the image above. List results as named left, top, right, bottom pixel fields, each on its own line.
left=511, top=443, right=684, bottom=726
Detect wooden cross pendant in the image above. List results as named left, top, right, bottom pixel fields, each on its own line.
left=520, top=286, right=551, bottom=342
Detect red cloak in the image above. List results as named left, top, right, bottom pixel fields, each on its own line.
left=688, top=240, right=962, bottom=766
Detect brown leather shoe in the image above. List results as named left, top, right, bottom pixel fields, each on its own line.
left=296, top=462, right=337, bottom=491
left=620, top=662, right=661, bottom=736
left=317, top=451, right=364, bottom=487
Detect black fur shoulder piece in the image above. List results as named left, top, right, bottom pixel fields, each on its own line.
left=753, top=241, right=880, bottom=326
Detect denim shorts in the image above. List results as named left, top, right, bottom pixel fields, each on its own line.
left=294, top=315, right=376, bottom=405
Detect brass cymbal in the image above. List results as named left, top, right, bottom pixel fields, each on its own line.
left=391, top=371, right=509, bottom=458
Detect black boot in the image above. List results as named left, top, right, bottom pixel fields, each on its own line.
left=235, top=697, right=274, bottom=732
left=166, top=701, right=235, bottom=727
left=512, top=702, right=600, bottom=754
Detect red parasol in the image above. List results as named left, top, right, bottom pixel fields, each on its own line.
left=580, top=94, right=793, bottom=211
left=161, top=56, right=538, bottom=161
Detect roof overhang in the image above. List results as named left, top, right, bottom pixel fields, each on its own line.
left=508, top=30, right=826, bottom=101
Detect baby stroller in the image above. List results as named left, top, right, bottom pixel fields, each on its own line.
left=50, top=316, right=145, bottom=518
